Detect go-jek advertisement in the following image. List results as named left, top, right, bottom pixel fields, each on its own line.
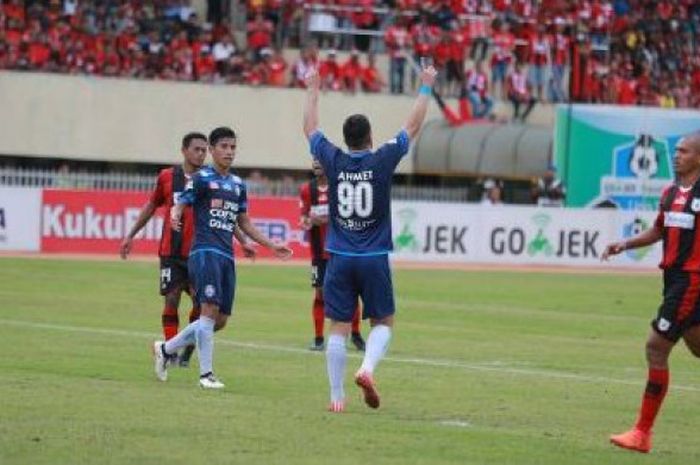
left=554, top=105, right=700, bottom=210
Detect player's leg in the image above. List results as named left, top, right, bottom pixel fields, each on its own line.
left=178, top=286, right=200, bottom=367
left=160, top=258, right=183, bottom=342
left=309, top=260, right=326, bottom=351
left=611, top=270, right=690, bottom=452
left=197, top=254, right=235, bottom=389
left=355, top=255, right=396, bottom=409
left=323, top=254, right=357, bottom=412
left=682, top=323, right=700, bottom=357
left=350, top=303, right=365, bottom=351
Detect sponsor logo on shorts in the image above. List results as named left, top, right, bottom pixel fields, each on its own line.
left=205, top=285, right=216, bottom=298
left=657, top=318, right=671, bottom=332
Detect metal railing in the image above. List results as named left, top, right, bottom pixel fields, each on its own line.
left=0, top=167, right=469, bottom=202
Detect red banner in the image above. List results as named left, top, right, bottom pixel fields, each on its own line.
left=40, top=189, right=311, bottom=259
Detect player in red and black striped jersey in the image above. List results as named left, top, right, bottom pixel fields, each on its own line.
left=120, top=132, right=254, bottom=366
left=603, top=134, right=700, bottom=453
left=300, top=160, right=365, bottom=352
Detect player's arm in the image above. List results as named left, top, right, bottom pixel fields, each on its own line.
left=303, top=67, right=321, bottom=140
left=121, top=172, right=166, bottom=259
left=602, top=224, right=662, bottom=260
left=236, top=212, right=293, bottom=260
left=120, top=199, right=157, bottom=259
left=403, top=65, right=438, bottom=140
left=234, top=226, right=256, bottom=260
left=171, top=175, right=199, bottom=231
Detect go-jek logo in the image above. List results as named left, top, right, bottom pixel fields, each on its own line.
left=527, top=213, right=555, bottom=257
left=490, top=212, right=600, bottom=259
left=394, top=208, right=420, bottom=252
left=623, top=217, right=652, bottom=261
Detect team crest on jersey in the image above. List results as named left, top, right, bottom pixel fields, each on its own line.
left=209, top=182, right=219, bottom=190
left=691, top=198, right=700, bottom=212
left=222, top=183, right=232, bottom=191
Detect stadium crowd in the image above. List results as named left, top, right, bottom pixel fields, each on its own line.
left=1, top=0, right=699, bottom=109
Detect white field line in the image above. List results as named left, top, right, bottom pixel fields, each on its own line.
left=1, top=318, right=699, bottom=393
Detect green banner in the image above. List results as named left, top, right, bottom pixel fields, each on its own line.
left=554, top=105, right=700, bottom=209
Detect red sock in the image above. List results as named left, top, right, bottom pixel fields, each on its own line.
left=161, top=306, right=179, bottom=341
left=351, top=305, right=361, bottom=334
left=635, top=368, right=669, bottom=433
left=313, top=297, right=325, bottom=338
left=188, top=306, right=200, bottom=324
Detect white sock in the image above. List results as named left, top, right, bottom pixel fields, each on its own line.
left=359, top=325, right=392, bottom=375
left=196, top=316, right=216, bottom=376
left=326, top=334, right=346, bottom=402
left=163, top=320, right=198, bottom=355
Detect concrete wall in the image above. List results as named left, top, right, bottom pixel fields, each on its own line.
left=0, top=71, right=556, bottom=173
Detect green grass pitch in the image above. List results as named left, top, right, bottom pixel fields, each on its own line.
left=1, top=257, right=699, bottom=464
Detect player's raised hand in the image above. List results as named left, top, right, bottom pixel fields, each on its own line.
left=419, top=65, right=437, bottom=88
left=272, top=244, right=293, bottom=260
left=119, top=237, right=132, bottom=259
left=602, top=242, right=626, bottom=261
left=304, top=67, right=320, bottom=90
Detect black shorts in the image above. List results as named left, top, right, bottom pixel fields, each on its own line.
left=652, top=269, right=700, bottom=342
left=159, top=257, right=190, bottom=296
left=311, top=258, right=327, bottom=288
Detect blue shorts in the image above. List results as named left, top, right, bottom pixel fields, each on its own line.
left=188, top=250, right=236, bottom=315
left=323, top=253, right=395, bottom=323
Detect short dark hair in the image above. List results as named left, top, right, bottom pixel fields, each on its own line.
left=181, top=132, right=207, bottom=149
left=343, top=114, right=371, bottom=150
left=209, top=127, right=236, bottom=146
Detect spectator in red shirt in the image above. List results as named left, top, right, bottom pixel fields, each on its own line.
left=490, top=19, right=515, bottom=100
left=341, top=50, right=363, bottom=93
left=528, top=26, right=551, bottom=102
left=360, top=53, right=385, bottom=93
left=384, top=16, right=410, bottom=94
left=263, top=47, right=288, bottom=87
left=319, top=49, right=342, bottom=91
left=247, top=13, right=273, bottom=61
left=615, top=67, right=638, bottom=105
left=550, top=18, right=569, bottom=102
left=507, top=61, right=537, bottom=123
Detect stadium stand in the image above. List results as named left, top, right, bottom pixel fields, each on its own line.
left=1, top=0, right=698, bottom=107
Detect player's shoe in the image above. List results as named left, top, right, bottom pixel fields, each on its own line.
left=610, top=428, right=652, bottom=453
left=327, top=400, right=345, bottom=413
left=350, top=332, right=366, bottom=351
left=178, top=344, right=195, bottom=368
left=199, top=372, right=225, bottom=389
left=152, top=341, right=168, bottom=382
left=354, top=370, right=380, bottom=409
left=309, top=337, right=325, bottom=351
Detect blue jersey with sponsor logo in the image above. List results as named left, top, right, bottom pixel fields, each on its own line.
left=309, top=129, right=409, bottom=255
left=177, top=166, right=247, bottom=259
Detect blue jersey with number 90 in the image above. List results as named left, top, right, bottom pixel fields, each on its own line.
left=309, top=129, right=409, bottom=256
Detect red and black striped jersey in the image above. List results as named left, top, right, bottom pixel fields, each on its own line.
left=300, top=179, right=330, bottom=261
left=150, top=165, right=194, bottom=258
left=655, top=182, right=700, bottom=271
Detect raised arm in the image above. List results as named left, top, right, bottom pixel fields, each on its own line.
left=403, top=65, right=438, bottom=140
left=303, top=67, right=321, bottom=140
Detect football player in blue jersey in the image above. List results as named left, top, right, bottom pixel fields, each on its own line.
left=152, top=126, right=292, bottom=389
left=302, top=65, right=437, bottom=411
